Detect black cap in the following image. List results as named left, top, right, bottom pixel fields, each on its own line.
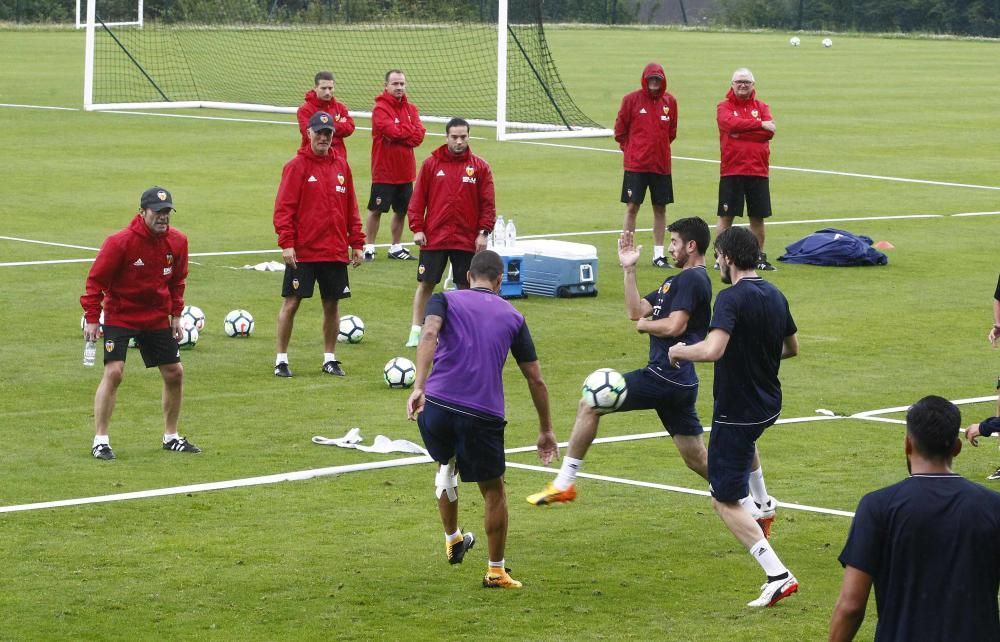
left=308, top=111, right=336, bottom=132
left=140, top=186, right=174, bottom=211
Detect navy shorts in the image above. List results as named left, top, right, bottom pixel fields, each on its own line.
left=101, top=325, right=180, bottom=368
left=418, top=399, right=507, bottom=482
left=707, top=420, right=772, bottom=502
left=614, top=369, right=704, bottom=436
left=282, top=261, right=351, bottom=300
left=717, top=175, right=772, bottom=219
left=621, top=171, right=674, bottom=206
left=367, top=182, right=413, bottom=215
left=417, top=249, right=474, bottom=287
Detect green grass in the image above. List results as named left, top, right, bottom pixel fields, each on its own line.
left=1, top=26, right=999, bottom=641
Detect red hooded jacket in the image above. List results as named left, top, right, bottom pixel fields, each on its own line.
left=297, top=90, right=355, bottom=159
left=81, top=214, right=188, bottom=330
left=408, top=144, right=496, bottom=252
left=717, top=87, right=773, bottom=177
left=614, top=62, right=678, bottom=175
left=274, top=147, right=365, bottom=263
left=370, top=90, right=426, bottom=184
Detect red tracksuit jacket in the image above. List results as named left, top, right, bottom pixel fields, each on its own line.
left=81, top=214, right=188, bottom=330
left=274, top=147, right=365, bottom=263
left=297, top=90, right=355, bottom=159
left=717, top=88, right=773, bottom=177
left=408, top=144, right=496, bottom=252
left=370, top=90, right=426, bottom=184
left=614, top=62, right=678, bottom=175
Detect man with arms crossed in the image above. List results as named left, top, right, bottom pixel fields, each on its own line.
left=830, top=395, right=1000, bottom=641
left=407, top=250, right=557, bottom=589
left=297, top=70, right=355, bottom=159
left=669, top=226, right=799, bottom=607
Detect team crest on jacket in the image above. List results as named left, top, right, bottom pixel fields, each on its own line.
left=462, top=166, right=477, bottom=184
left=662, top=106, right=670, bottom=115
left=105, top=339, right=115, bottom=352
left=751, top=109, right=759, bottom=118
left=166, top=253, right=173, bottom=266
left=336, top=173, right=347, bottom=193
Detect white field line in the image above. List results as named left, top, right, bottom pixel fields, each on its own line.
left=0, top=103, right=79, bottom=111
left=0, top=236, right=99, bottom=251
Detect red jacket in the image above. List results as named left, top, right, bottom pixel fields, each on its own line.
left=370, top=90, right=426, bottom=184
left=81, top=214, right=188, bottom=330
left=614, top=63, right=678, bottom=175
left=297, top=90, right=355, bottom=159
left=274, top=147, right=365, bottom=263
left=408, top=144, right=496, bottom=252
left=717, top=88, right=773, bottom=177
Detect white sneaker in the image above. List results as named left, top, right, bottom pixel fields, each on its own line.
left=747, top=574, right=798, bottom=607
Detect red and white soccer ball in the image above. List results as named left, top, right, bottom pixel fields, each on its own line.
left=180, top=305, right=206, bottom=331
left=224, top=309, right=254, bottom=337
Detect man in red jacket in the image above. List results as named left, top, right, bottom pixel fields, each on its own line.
left=614, top=62, right=678, bottom=268
left=405, top=117, right=495, bottom=347
left=273, top=111, right=365, bottom=378
left=81, top=186, right=200, bottom=460
left=364, top=69, right=426, bottom=263
left=297, top=70, right=355, bottom=159
left=716, top=68, right=777, bottom=271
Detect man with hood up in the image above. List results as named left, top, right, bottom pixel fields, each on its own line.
left=296, top=71, right=355, bottom=159
left=614, top=62, right=678, bottom=268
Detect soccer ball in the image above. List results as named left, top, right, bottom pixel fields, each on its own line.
left=789, top=36, right=800, bottom=47
left=581, top=368, right=628, bottom=414
left=383, top=357, right=416, bottom=389
left=180, top=305, right=206, bottom=331
left=224, top=309, right=255, bottom=337
left=822, top=37, right=833, bottom=48
left=337, top=315, right=365, bottom=344
left=178, top=324, right=199, bottom=349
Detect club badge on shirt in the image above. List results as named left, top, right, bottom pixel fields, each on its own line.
left=462, top=166, right=477, bottom=184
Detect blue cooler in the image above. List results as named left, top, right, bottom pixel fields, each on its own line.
left=497, top=247, right=525, bottom=299
left=517, top=240, right=598, bottom=298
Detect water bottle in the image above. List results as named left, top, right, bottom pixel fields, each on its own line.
left=494, top=215, right=506, bottom=247
left=505, top=218, right=516, bottom=247
left=83, top=340, right=97, bottom=367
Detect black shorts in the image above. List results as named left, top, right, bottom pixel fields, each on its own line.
left=707, top=420, right=773, bottom=502
left=101, top=325, right=180, bottom=368
left=717, top=175, right=772, bottom=219
left=418, top=399, right=507, bottom=482
left=613, top=368, right=704, bottom=436
left=367, top=182, right=413, bottom=215
left=621, top=171, right=674, bottom=206
left=282, top=261, right=351, bottom=300
left=417, top=249, right=474, bottom=287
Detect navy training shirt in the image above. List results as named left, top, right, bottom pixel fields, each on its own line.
left=643, top=265, right=712, bottom=386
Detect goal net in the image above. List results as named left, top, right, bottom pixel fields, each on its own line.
left=83, top=0, right=611, bottom=140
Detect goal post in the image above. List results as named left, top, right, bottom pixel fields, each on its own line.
left=82, top=0, right=611, bottom=141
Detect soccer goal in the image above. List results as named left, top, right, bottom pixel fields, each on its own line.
left=82, top=0, right=611, bottom=141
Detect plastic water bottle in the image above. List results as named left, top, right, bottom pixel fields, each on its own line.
left=505, top=218, right=516, bottom=247
left=494, top=215, right=506, bottom=247
left=83, top=339, right=97, bottom=367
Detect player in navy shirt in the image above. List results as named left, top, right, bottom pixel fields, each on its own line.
left=407, top=250, right=557, bottom=589
left=669, top=226, right=799, bottom=608
left=830, top=395, right=1000, bottom=641
left=528, top=217, right=717, bottom=506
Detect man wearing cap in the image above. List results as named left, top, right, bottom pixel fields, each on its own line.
left=297, top=70, right=355, bottom=159
left=614, top=62, right=678, bottom=268
left=81, top=186, right=201, bottom=460
left=273, top=111, right=365, bottom=378
left=363, top=69, right=426, bottom=263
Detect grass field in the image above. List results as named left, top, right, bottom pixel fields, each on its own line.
left=1, top=25, right=999, bottom=641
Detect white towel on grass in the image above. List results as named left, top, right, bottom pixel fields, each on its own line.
left=312, top=428, right=427, bottom=455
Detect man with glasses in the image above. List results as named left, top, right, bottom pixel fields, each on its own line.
left=81, top=186, right=201, bottom=460
left=715, top=68, right=778, bottom=271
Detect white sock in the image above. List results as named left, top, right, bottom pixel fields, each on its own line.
left=489, top=559, right=505, bottom=570
left=93, top=435, right=109, bottom=448
left=276, top=353, right=288, bottom=366
left=324, top=352, right=336, bottom=363
left=654, top=245, right=664, bottom=258
left=446, top=529, right=461, bottom=543
left=749, top=467, right=770, bottom=506
left=390, top=243, right=402, bottom=253
left=364, top=244, right=375, bottom=254
left=748, top=538, right=788, bottom=577
left=163, top=433, right=179, bottom=444
left=554, top=456, right=583, bottom=490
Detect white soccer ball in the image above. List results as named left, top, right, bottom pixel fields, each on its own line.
left=383, top=357, right=416, bottom=389
left=789, top=36, right=801, bottom=47
left=822, top=37, right=833, bottom=48
left=224, top=309, right=255, bottom=337
left=180, top=305, right=206, bottom=331
left=337, top=315, right=365, bottom=344
left=178, top=324, right=199, bottom=349
left=581, top=368, right=628, bottom=414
